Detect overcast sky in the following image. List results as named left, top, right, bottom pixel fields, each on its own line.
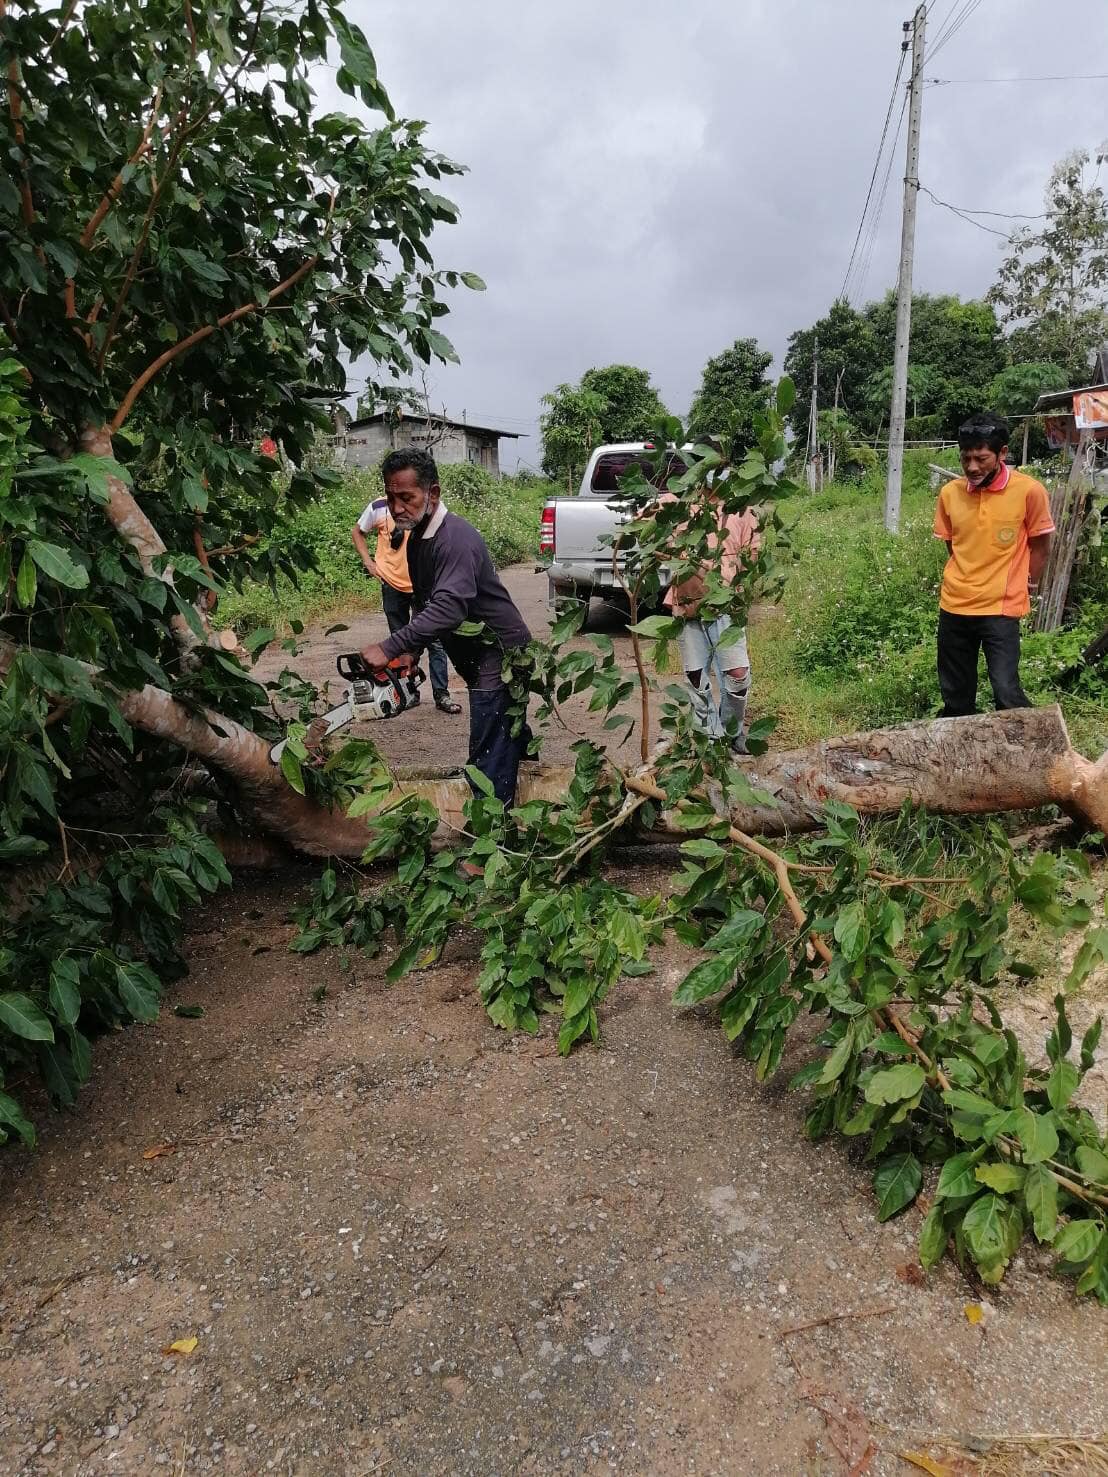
left=334, top=1, right=1108, bottom=469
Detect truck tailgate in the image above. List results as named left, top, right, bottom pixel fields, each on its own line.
left=554, top=498, right=629, bottom=564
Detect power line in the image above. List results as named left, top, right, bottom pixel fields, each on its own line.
left=927, top=0, right=968, bottom=56
left=839, top=42, right=909, bottom=303
left=853, top=91, right=908, bottom=305
left=918, top=184, right=1048, bottom=225
left=928, top=71, right=1108, bottom=85
left=929, top=0, right=985, bottom=61
left=919, top=184, right=1010, bottom=236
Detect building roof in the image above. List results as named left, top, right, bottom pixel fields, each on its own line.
left=348, top=410, right=522, bottom=439
left=1032, top=381, right=1108, bottom=413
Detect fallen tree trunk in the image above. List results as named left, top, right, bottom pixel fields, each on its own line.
left=3, top=622, right=1105, bottom=860
left=391, top=706, right=1108, bottom=851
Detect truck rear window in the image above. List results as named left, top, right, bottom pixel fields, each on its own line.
left=590, top=454, right=686, bottom=494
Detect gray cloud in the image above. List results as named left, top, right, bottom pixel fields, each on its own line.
left=335, top=0, right=1108, bottom=467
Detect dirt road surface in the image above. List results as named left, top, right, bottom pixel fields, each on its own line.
left=2, top=569, right=1106, bottom=1475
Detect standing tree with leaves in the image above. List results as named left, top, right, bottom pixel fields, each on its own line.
left=687, top=337, right=772, bottom=459
left=988, top=148, right=1108, bottom=381
left=0, top=0, right=481, bottom=1131
left=538, top=382, right=606, bottom=486
left=539, top=364, right=667, bottom=483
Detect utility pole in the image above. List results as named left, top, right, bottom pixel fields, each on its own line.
left=884, top=3, right=926, bottom=534
left=806, top=333, right=819, bottom=491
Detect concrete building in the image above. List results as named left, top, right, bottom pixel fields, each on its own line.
left=339, top=411, right=521, bottom=478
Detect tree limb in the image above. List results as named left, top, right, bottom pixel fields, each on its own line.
left=0, top=634, right=372, bottom=858
left=109, top=255, right=319, bottom=431
left=78, top=84, right=163, bottom=252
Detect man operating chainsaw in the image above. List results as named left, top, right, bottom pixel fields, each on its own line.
left=359, top=449, right=533, bottom=805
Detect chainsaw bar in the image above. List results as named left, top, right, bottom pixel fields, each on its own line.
left=269, top=653, right=424, bottom=764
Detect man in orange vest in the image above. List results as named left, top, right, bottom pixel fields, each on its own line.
left=351, top=494, right=462, bottom=714
left=932, top=412, right=1054, bottom=717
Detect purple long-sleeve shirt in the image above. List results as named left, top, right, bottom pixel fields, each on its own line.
left=379, top=501, right=531, bottom=689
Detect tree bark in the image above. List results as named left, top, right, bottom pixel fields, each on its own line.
left=393, top=707, right=1108, bottom=850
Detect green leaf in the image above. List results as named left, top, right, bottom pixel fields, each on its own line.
left=918, top=1203, right=948, bottom=1268
left=974, top=1162, right=1026, bottom=1194
left=672, top=952, right=738, bottom=1006
left=1023, top=1164, right=1058, bottom=1242
left=873, top=1152, right=922, bottom=1221
left=681, top=838, right=727, bottom=861
left=1014, top=1107, right=1059, bottom=1164
left=833, top=900, right=866, bottom=961
left=48, top=958, right=82, bottom=1026
left=1045, top=1060, right=1079, bottom=1111
left=29, top=540, right=89, bottom=589
left=1075, top=1145, right=1108, bottom=1186
left=16, top=549, right=36, bottom=608
left=280, top=747, right=306, bottom=795
left=0, top=992, right=55, bottom=1041
left=243, top=627, right=275, bottom=655
left=174, top=1004, right=205, bottom=1019
left=0, top=834, right=49, bottom=861
left=707, top=909, right=764, bottom=952
left=464, top=764, right=496, bottom=798
left=0, top=1089, right=36, bottom=1147
left=864, top=1063, right=926, bottom=1106
left=962, top=1193, right=1022, bottom=1278
left=776, top=376, right=796, bottom=415
left=67, top=1028, right=91, bottom=1082
left=115, top=965, right=160, bottom=1023
left=627, top=615, right=682, bottom=640
left=936, top=1149, right=987, bottom=1200
left=460, top=271, right=486, bottom=291
left=1052, top=1219, right=1103, bottom=1264
left=1080, top=1016, right=1103, bottom=1073
left=818, top=1027, right=855, bottom=1085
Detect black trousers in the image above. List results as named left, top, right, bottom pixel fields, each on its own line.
left=936, top=609, right=1032, bottom=718
left=468, top=685, right=531, bottom=806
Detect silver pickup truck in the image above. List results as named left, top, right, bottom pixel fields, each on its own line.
left=539, top=443, right=684, bottom=620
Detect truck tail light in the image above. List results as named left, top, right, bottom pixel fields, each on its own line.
left=539, top=505, right=555, bottom=554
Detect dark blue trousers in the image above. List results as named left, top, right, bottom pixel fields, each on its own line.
left=467, top=685, right=530, bottom=805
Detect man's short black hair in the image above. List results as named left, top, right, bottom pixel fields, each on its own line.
left=958, top=412, right=1009, bottom=454
left=381, top=447, right=439, bottom=488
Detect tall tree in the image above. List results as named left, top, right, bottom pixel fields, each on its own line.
left=578, top=364, right=668, bottom=444
left=0, top=0, right=477, bottom=1116
left=539, top=364, right=667, bottom=480
left=687, top=337, right=773, bottom=457
left=988, top=149, right=1108, bottom=380
left=786, top=294, right=1006, bottom=444
left=783, top=299, right=877, bottom=446
left=538, top=383, right=606, bottom=486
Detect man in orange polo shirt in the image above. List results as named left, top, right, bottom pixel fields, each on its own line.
left=933, top=412, right=1054, bottom=718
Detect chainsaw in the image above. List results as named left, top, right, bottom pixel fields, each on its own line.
left=269, top=652, right=424, bottom=763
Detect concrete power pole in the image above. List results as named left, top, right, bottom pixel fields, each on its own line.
left=884, top=3, right=927, bottom=534
left=806, top=334, right=820, bottom=491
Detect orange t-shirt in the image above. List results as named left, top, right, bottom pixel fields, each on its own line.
left=356, top=497, right=412, bottom=594
left=933, top=465, right=1054, bottom=617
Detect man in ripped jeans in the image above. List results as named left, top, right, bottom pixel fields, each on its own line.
left=663, top=485, right=760, bottom=753
left=359, top=449, right=533, bottom=804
